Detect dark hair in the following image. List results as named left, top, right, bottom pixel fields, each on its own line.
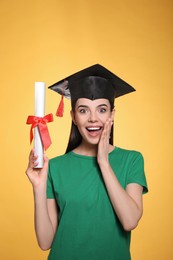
left=65, top=100, right=114, bottom=153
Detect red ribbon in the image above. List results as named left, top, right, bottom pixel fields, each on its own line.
left=26, top=113, right=53, bottom=150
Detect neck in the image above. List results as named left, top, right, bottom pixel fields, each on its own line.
left=73, top=141, right=114, bottom=157
left=73, top=141, right=98, bottom=156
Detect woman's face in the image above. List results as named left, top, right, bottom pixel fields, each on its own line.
left=71, top=98, right=114, bottom=146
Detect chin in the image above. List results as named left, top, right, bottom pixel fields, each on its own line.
left=80, top=130, right=101, bottom=146
left=84, top=137, right=100, bottom=146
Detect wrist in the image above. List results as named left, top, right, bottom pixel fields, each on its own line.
left=33, top=183, right=47, bottom=195
left=98, top=159, right=110, bottom=170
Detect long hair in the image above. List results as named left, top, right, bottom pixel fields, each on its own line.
left=65, top=100, right=114, bottom=153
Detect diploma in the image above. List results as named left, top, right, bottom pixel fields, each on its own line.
left=26, top=82, right=53, bottom=168
left=34, top=82, right=46, bottom=168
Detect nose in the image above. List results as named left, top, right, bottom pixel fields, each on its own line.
left=88, top=111, right=98, bottom=122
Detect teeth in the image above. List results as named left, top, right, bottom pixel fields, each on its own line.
left=87, top=127, right=101, bottom=131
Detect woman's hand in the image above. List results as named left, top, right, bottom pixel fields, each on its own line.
left=97, top=117, right=114, bottom=164
left=26, top=150, right=58, bottom=250
left=25, top=149, right=49, bottom=189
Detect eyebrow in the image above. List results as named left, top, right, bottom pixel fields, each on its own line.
left=77, top=104, right=108, bottom=109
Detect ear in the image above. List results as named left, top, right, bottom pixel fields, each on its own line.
left=70, top=110, right=77, bottom=125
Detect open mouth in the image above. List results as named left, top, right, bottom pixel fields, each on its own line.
left=86, top=127, right=102, bottom=132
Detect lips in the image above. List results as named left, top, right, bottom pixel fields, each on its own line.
left=85, top=126, right=102, bottom=137
left=86, top=127, right=102, bottom=132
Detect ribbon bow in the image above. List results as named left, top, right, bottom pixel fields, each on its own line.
left=26, top=113, right=53, bottom=150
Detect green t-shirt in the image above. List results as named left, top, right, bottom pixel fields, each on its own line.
left=47, top=147, right=148, bottom=260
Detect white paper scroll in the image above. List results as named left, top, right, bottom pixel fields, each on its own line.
left=34, top=82, right=46, bottom=168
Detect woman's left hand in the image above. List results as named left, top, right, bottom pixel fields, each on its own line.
left=97, top=117, right=114, bottom=164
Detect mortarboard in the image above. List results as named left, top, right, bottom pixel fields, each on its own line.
left=49, top=64, right=136, bottom=116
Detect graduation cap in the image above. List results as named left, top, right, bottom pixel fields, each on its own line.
left=49, top=64, right=135, bottom=116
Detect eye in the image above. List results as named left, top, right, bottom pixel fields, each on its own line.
left=79, top=108, right=88, bottom=114
left=98, top=107, right=107, bottom=113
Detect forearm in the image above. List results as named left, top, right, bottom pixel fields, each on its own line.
left=99, top=161, right=143, bottom=231
left=33, top=186, right=55, bottom=250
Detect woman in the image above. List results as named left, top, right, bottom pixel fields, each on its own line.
left=26, top=64, right=148, bottom=260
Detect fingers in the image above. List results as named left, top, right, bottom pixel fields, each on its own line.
left=104, top=118, right=113, bottom=137
left=98, top=118, right=112, bottom=162
left=30, top=150, right=39, bottom=167
left=43, top=153, right=49, bottom=168
left=99, top=118, right=112, bottom=146
left=26, top=150, right=38, bottom=174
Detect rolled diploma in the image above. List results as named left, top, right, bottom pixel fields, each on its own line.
left=34, top=82, right=46, bottom=168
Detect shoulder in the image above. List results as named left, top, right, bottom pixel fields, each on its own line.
left=50, top=152, right=72, bottom=162
left=48, top=152, right=73, bottom=178
left=114, top=147, right=143, bottom=159
left=49, top=152, right=72, bottom=166
left=109, top=147, right=144, bottom=172
left=111, top=147, right=144, bottom=167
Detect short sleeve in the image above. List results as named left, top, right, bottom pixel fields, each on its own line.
left=46, top=161, right=56, bottom=199
left=127, top=152, right=148, bottom=194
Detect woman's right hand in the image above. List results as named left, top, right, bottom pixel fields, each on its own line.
left=25, top=149, right=49, bottom=189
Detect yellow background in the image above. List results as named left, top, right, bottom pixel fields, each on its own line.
left=0, top=0, right=172, bottom=259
